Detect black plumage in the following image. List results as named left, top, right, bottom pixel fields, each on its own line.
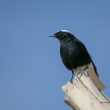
left=50, top=30, right=99, bottom=80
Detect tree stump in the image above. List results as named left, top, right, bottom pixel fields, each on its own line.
left=62, top=64, right=110, bottom=110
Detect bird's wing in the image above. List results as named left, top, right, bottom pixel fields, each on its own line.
left=75, top=40, right=99, bottom=76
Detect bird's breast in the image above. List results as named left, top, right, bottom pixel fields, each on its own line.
left=60, top=43, right=77, bottom=70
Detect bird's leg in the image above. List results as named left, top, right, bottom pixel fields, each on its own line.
left=70, top=70, right=74, bottom=83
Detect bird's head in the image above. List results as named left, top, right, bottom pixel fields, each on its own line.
left=49, top=30, right=75, bottom=44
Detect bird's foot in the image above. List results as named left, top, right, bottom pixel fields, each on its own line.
left=78, top=65, right=89, bottom=77
left=83, top=65, right=88, bottom=71
left=83, top=65, right=89, bottom=77
left=83, top=71, right=88, bottom=77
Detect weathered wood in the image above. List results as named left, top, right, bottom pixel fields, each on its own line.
left=62, top=68, right=110, bottom=110
left=64, top=99, right=80, bottom=110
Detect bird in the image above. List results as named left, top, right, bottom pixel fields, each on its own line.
left=49, top=30, right=99, bottom=82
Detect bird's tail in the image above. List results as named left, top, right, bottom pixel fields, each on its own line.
left=91, top=62, right=99, bottom=77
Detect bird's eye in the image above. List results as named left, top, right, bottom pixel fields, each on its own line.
left=60, top=35, right=66, bottom=40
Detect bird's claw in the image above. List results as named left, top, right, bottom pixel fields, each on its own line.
left=78, top=65, right=89, bottom=77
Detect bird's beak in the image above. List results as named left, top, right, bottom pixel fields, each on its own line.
left=48, top=35, right=56, bottom=37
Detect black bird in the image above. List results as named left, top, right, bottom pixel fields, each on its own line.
left=49, top=30, right=99, bottom=81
